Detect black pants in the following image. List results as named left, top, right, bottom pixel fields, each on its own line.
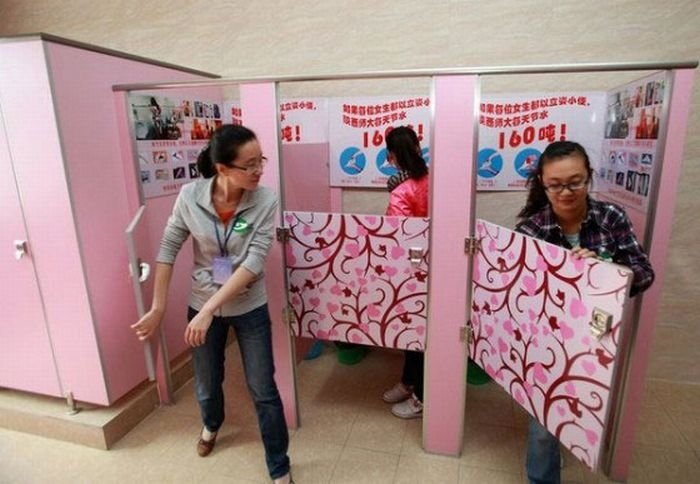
left=401, top=350, right=424, bottom=401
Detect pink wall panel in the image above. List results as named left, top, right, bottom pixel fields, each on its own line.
left=609, top=69, right=696, bottom=479
left=280, top=142, right=333, bottom=361
left=45, top=42, right=214, bottom=403
left=0, top=40, right=107, bottom=402
left=281, top=143, right=331, bottom=213
left=422, top=75, right=478, bottom=455
left=330, top=188, right=343, bottom=213
left=241, top=82, right=298, bottom=428
left=0, top=89, right=62, bottom=397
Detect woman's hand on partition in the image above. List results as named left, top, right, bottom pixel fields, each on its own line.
left=571, top=246, right=598, bottom=259
left=185, top=309, right=214, bottom=347
left=131, top=308, right=165, bottom=341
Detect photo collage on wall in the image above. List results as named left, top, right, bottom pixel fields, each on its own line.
left=599, top=72, right=665, bottom=211
left=130, top=94, right=223, bottom=199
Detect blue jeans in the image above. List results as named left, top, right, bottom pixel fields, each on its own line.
left=526, top=416, right=561, bottom=484
left=189, top=304, right=290, bottom=479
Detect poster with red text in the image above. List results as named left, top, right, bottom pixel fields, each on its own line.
left=279, top=98, right=328, bottom=144
left=328, top=95, right=431, bottom=187
left=477, top=92, right=605, bottom=190
left=225, top=98, right=328, bottom=144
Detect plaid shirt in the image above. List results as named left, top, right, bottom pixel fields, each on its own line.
left=515, top=198, right=654, bottom=297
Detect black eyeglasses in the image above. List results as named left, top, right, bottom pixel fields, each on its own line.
left=543, top=179, right=588, bottom=193
left=230, top=157, right=268, bottom=175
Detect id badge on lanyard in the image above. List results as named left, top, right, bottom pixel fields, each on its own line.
left=213, top=216, right=237, bottom=285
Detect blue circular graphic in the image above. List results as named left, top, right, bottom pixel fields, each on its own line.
left=340, top=147, right=366, bottom=175
left=514, top=148, right=541, bottom=178
left=376, top=148, right=398, bottom=176
left=477, top=148, right=503, bottom=178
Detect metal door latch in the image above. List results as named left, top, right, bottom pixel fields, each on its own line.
left=408, top=247, right=424, bottom=265
left=590, top=308, right=613, bottom=339
left=138, top=262, right=151, bottom=283
left=128, top=259, right=151, bottom=283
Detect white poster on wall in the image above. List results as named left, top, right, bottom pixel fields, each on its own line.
left=130, top=94, right=223, bottom=199
left=328, top=95, right=432, bottom=187
left=224, top=98, right=328, bottom=144
left=597, top=72, right=666, bottom=213
left=279, top=98, right=328, bottom=144
left=477, top=92, right=606, bottom=190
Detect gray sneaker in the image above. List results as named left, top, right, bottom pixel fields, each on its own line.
left=383, top=382, right=413, bottom=403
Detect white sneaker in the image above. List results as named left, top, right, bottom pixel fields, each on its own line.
left=391, top=394, right=423, bottom=419
left=382, top=382, right=413, bottom=403
left=273, top=472, right=293, bottom=484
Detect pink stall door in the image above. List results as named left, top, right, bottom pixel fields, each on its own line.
left=0, top=108, right=62, bottom=397
left=469, top=219, right=633, bottom=471
left=284, top=211, right=429, bottom=349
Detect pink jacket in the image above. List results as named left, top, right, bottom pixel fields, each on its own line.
left=385, top=175, right=429, bottom=217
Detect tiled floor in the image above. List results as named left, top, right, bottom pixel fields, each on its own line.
left=1, top=344, right=699, bottom=483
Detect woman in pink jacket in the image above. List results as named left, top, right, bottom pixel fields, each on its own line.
left=381, top=126, right=429, bottom=419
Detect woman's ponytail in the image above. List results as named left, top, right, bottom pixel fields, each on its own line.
left=196, top=144, right=217, bottom=178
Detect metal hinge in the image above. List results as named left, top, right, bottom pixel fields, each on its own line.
left=464, top=236, right=481, bottom=255
left=460, top=323, right=474, bottom=344
left=282, top=306, right=297, bottom=326
left=276, top=227, right=290, bottom=242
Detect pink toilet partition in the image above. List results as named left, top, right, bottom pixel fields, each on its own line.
left=422, top=74, right=477, bottom=456
left=608, top=68, right=696, bottom=479
left=284, top=211, right=429, bottom=350
left=241, top=81, right=298, bottom=428
left=470, top=219, right=633, bottom=470
left=280, top=142, right=333, bottom=362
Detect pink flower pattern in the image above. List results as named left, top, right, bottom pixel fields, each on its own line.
left=470, top=220, right=633, bottom=470
left=285, top=212, right=429, bottom=350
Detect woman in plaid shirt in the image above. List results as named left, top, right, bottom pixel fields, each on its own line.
left=516, top=140, right=654, bottom=483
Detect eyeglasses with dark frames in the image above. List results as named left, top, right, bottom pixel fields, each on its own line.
left=229, top=156, right=268, bottom=175
left=543, top=179, right=588, bottom=193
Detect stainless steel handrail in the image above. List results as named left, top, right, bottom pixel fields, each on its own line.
left=112, top=61, right=698, bottom=92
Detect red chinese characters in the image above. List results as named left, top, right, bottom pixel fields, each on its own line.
left=342, top=97, right=429, bottom=129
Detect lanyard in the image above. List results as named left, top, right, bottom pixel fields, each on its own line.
left=214, top=215, right=237, bottom=257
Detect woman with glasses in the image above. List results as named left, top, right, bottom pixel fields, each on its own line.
left=131, top=124, right=292, bottom=484
left=516, top=140, right=654, bottom=484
